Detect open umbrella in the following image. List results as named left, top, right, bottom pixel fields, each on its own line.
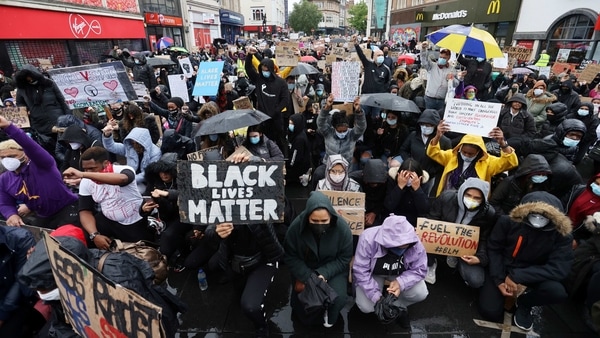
left=146, top=57, right=176, bottom=67
left=426, top=24, right=503, bottom=59
left=300, top=55, right=318, bottom=63
left=397, top=54, right=416, bottom=65
left=289, top=63, right=320, bottom=76
left=360, top=93, right=420, bottom=113
left=195, top=109, right=271, bottom=136
left=157, top=37, right=174, bottom=50
left=168, top=46, right=189, bottom=54
left=330, top=38, right=346, bottom=44
left=511, top=66, right=537, bottom=75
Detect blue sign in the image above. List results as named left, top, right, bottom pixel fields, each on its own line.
left=220, top=9, right=244, bottom=26
left=192, top=61, right=224, bottom=96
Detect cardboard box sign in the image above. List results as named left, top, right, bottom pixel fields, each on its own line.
left=1, top=107, right=30, bottom=128
left=177, top=161, right=286, bottom=225
left=319, top=190, right=365, bottom=235
left=416, top=218, right=480, bottom=257
left=233, top=96, right=253, bottom=110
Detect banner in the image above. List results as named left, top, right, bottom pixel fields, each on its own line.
left=275, top=42, right=299, bottom=67
left=47, top=62, right=137, bottom=109
left=443, top=99, right=502, bottom=137
left=167, top=74, right=190, bottom=103
left=331, top=62, right=360, bottom=102
left=1, top=107, right=30, bottom=128
left=192, top=61, right=224, bottom=96
left=178, top=57, right=194, bottom=78
left=44, top=234, right=165, bottom=337
left=177, top=161, right=285, bottom=224
left=416, top=218, right=480, bottom=256
left=319, top=190, right=365, bottom=235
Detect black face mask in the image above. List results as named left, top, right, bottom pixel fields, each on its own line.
left=308, top=222, right=330, bottom=236
left=560, top=87, right=570, bottom=93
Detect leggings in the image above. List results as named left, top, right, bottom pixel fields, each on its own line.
left=238, top=263, right=278, bottom=329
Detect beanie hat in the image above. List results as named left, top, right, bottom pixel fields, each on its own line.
left=168, top=97, right=184, bottom=108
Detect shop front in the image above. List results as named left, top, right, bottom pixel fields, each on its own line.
left=0, top=5, right=146, bottom=76
left=220, top=9, right=245, bottom=43
left=190, top=11, right=220, bottom=50
left=244, top=25, right=279, bottom=39
left=145, top=12, right=184, bottom=52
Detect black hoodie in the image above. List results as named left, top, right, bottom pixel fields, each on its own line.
left=286, top=114, right=311, bottom=183
left=119, top=51, right=157, bottom=90
left=58, top=124, right=99, bottom=172
left=552, top=80, right=581, bottom=115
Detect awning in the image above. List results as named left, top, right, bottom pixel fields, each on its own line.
left=220, top=9, right=244, bottom=26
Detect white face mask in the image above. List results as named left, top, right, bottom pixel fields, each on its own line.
left=533, top=88, right=544, bottom=96
left=463, top=197, right=480, bottom=210
left=69, top=142, right=82, bottom=150
left=528, top=213, right=550, bottom=228
left=1, top=157, right=22, bottom=172
left=330, top=173, right=345, bottom=183
left=594, top=103, right=600, bottom=114
left=421, top=126, right=434, bottom=135
left=37, top=288, right=61, bottom=302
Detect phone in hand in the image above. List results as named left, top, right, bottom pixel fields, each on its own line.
left=142, top=196, right=154, bottom=204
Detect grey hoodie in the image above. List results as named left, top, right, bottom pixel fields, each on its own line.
left=455, top=177, right=490, bottom=225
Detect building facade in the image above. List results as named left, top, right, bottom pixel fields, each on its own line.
left=139, top=0, right=185, bottom=51
left=241, top=0, right=286, bottom=38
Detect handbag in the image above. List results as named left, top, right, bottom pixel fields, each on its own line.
left=100, top=239, right=168, bottom=285
left=230, top=252, right=263, bottom=274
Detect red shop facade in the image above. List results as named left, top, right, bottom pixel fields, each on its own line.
left=0, top=5, right=147, bottom=77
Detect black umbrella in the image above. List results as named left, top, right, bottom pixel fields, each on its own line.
left=195, top=109, right=271, bottom=136
left=146, top=57, right=176, bottom=67
left=289, top=63, right=320, bottom=76
left=330, top=38, right=346, bottom=44
left=360, top=93, right=420, bottom=113
left=297, top=274, right=338, bottom=316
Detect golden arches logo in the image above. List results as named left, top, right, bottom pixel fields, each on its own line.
left=416, top=12, right=424, bottom=21
left=487, top=0, right=500, bottom=15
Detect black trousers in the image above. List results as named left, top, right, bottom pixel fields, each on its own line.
left=236, top=263, right=278, bottom=330
left=159, top=221, right=192, bottom=260
left=586, top=261, right=600, bottom=309
left=95, top=213, right=155, bottom=243
left=31, top=201, right=80, bottom=230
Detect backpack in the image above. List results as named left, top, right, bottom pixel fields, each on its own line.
left=101, top=239, right=168, bottom=285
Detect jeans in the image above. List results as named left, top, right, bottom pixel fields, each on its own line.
left=457, top=260, right=485, bottom=288
left=424, top=96, right=445, bottom=111
left=355, top=275, right=428, bottom=313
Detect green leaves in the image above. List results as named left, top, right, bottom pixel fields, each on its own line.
left=348, top=2, right=368, bottom=35
left=289, top=0, right=323, bottom=34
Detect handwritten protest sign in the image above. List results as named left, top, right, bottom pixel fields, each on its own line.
left=275, top=42, right=299, bottom=67
left=443, top=99, right=502, bottom=137
left=332, top=47, right=347, bottom=58
left=1, top=107, right=30, bottom=128
left=331, top=61, right=360, bottom=102
left=131, top=81, right=148, bottom=100
left=192, top=61, right=224, bottom=96
left=233, top=96, right=253, bottom=110
left=167, top=74, right=190, bottom=102
left=333, top=102, right=354, bottom=115
left=186, top=146, right=219, bottom=161
left=319, top=190, right=365, bottom=235
left=179, top=57, right=194, bottom=78
left=502, top=46, right=532, bottom=62
left=552, top=62, right=576, bottom=77
left=492, top=53, right=508, bottom=69
left=178, top=161, right=285, bottom=224
left=416, top=218, right=480, bottom=256
left=47, top=62, right=137, bottom=109
left=44, top=234, right=165, bottom=337
left=577, top=64, right=600, bottom=83
left=325, top=54, right=337, bottom=65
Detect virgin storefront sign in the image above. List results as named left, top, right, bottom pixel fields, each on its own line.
left=0, top=5, right=145, bottom=39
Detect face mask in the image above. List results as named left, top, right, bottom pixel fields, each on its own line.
left=421, top=126, right=434, bottom=135
left=335, top=130, right=349, bottom=139
left=460, top=153, right=477, bottom=163
left=376, top=56, right=384, bottom=64
left=578, top=109, right=590, bottom=117
left=380, top=112, right=387, bottom=119
left=511, top=87, right=518, bottom=93
left=437, top=58, right=447, bottom=66
left=387, top=118, right=397, bottom=126
left=288, top=83, right=295, bottom=91
left=69, top=142, right=82, bottom=150
left=30, top=80, right=39, bottom=85
left=560, top=87, right=570, bottom=94
left=134, top=60, right=140, bottom=64
left=527, top=213, right=550, bottom=228
left=168, top=109, right=178, bottom=115
left=463, top=197, right=481, bottom=210
left=530, top=175, right=548, bottom=184
left=262, top=71, right=271, bottom=78
left=330, top=173, right=345, bottom=183
left=1, top=157, right=22, bottom=172
left=288, top=124, right=294, bottom=132
left=591, top=183, right=600, bottom=196
left=316, top=90, right=323, bottom=96
left=37, top=288, right=61, bottom=302
left=563, top=137, right=580, bottom=147
left=209, top=134, right=219, bottom=142
left=249, top=136, right=260, bottom=144
left=389, top=247, right=407, bottom=257
left=308, top=222, right=330, bottom=236
left=466, top=92, right=476, bottom=100
left=476, top=57, right=485, bottom=62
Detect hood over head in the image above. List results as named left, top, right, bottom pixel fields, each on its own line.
left=534, top=80, right=547, bottom=91
left=453, top=134, right=488, bottom=161
left=374, top=215, right=419, bottom=248
left=553, top=118, right=587, bottom=141
left=457, top=177, right=490, bottom=205
left=59, top=124, right=92, bottom=147
left=57, top=114, right=85, bottom=129
left=506, top=93, right=527, bottom=105
left=259, top=58, right=276, bottom=79
left=326, top=154, right=349, bottom=172
left=124, top=127, right=154, bottom=150
left=132, top=53, right=147, bottom=64
left=302, top=191, right=340, bottom=227
left=417, top=109, right=441, bottom=125
left=514, top=154, right=552, bottom=178
left=161, top=129, right=193, bottom=153
left=509, top=191, right=571, bottom=235
left=14, top=64, right=49, bottom=89
left=559, top=80, right=573, bottom=90
left=580, top=102, right=594, bottom=113
left=546, top=102, right=568, bottom=118
left=362, top=159, right=388, bottom=183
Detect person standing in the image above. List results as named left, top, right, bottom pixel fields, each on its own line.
left=420, top=42, right=457, bottom=110
left=354, top=37, right=392, bottom=118
left=457, top=55, right=493, bottom=101
left=533, top=50, right=551, bottom=68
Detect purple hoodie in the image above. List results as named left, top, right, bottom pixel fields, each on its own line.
left=0, top=124, right=78, bottom=219
left=353, top=215, right=427, bottom=303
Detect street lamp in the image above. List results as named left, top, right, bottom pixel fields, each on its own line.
left=262, top=14, right=267, bottom=39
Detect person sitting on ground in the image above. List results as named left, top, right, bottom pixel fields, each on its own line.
left=58, top=124, right=102, bottom=174
left=286, top=113, right=311, bottom=185
left=384, top=158, right=430, bottom=228
left=316, top=154, right=361, bottom=192
left=539, top=102, right=569, bottom=138
left=497, top=93, right=537, bottom=142
left=353, top=214, right=428, bottom=328
left=359, top=159, right=389, bottom=228
left=242, top=125, right=284, bottom=162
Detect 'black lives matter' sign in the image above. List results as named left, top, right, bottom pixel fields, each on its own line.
left=178, top=161, right=285, bottom=225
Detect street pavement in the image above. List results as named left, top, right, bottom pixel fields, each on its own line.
left=170, top=184, right=597, bottom=337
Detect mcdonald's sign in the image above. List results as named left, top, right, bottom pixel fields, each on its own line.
left=415, top=12, right=424, bottom=21
left=487, top=0, right=501, bottom=15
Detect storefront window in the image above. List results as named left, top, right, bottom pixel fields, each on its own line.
left=141, top=0, right=180, bottom=16
left=546, top=14, right=595, bottom=64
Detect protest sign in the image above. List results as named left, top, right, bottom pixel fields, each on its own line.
left=44, top=234, right=165, bottom=337
left=443, top=99, right=502, bottom=137
left=332, top=102, right=354, bottom=115
left=192, top=61, right=224, bottom=96
left=177, top=161, right=285, bottom=224
left=317, top=60, right=327, bottom=70
left=233, top=96, right=253, bottom=110
left=577, top=64, right=600, bottom=83
left=178, top=57, right=194, bottom=78
left=47, top=62, right=137, bottom=109
left=492, top=53, right=508, bottom=69
left=325, top=54, right=337, bottom=65
left=167, top=74, right=190, bottom=102
left=186, top=146, right=221, bottom=161
left=275, top=42, right=299, bottom=67
left=332, top=47, right=347, bottom=58
left=226, top=146, right=253, bottom=161
left=289, top=33, right=299, bottom=40
left=319, top=190, right=365, bottom=235
left=331, top=61, right=360, bottom=102
left=37, top=58, right=53, bottom=70
left=502, top=46, right=532, bottom=62
left=1, top=106, right=30, bottom=128
left=552, top=62, right=576, bottom=77
left=416, top=218, right=480, bottom=256
left=131, top=81, right=148, bottom=100
left=537, top=66, right=551, bottom=79
left=556, top=49, right=571, bottom=63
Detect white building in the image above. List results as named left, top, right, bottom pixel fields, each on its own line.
left=241, top=0, right=287, bottom=38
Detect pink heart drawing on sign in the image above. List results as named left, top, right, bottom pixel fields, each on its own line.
left=103, top=80, right=119, bottom=91
left=64, top=87, right=79, bottom=98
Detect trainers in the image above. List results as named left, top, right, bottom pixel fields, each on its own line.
left=446, top=256, right=458, bottom=268
left=425, top=260, right=437, bottom=284
left=397, top=309, right=410, bottom=329
left=513, top=304, right=533, bottom=331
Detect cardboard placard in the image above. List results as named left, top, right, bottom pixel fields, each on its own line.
left=44, top=234, right=165, bottom=337
left=443, top=99, right=502, bottom=137
left=275, top=42, right=299, bottom=67
left=502, top=46, right=532, bottom=62
left=552, top=62, right=577, bottom=77
left=332, top=102, right=353, bottom=115
left=325, top=54, right=337, bottom=65
left=37, top=58, right=53, bottom=70
left=577, top=64, right=600, bottom=83
left=177, top=161, right=285, bottom=224
left=131, top=81, right=149, bottom=100
left=331, top=61, right=360, bottom=102
left=233, top=96, right=253, bottom=110
left=1, top=107, right=30, bottom=128
left=47, top=62, right=137, bottom=109
left=416, top=217, right=480, bottom=256
left=192, top=61, right=224, bottom=96
left=319, top=190, right=365, bottom=235
left=332, top=47, right=346, bottom=58
left=186, top=146, right=219, bottom=161
left=317, top=60, right=327, bottom=70
left=225, top=145, right=253, bottom=161
left=155, top=115, right=163, bottom=138
left=167, top=74, right=190, bottom=103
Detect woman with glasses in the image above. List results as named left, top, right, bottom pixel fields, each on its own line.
left=316, top=154, right=361, bottom=192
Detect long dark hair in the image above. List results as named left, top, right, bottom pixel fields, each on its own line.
left=397, top=158, right=423, bottom=180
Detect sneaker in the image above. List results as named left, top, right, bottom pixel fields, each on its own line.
left=446, top=256, right=458, bottom=268
left=513, top=304, right=533, bottom=331
left=397, top=309, right=410, bottom=329
left=172, top=264, right=186, bottom=273
left=425, top=260, right=437, bottom=284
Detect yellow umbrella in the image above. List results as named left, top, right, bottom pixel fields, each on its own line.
left=426, top=24, right=503, bottom=59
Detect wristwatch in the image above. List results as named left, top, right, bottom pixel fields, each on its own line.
left=500, top=141, right=510, bottom=149
left=89, top=232, right=100, bottom=240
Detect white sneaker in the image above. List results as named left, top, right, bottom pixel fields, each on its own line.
left=446, top=256, right=458, bottom=268
left=425, top=260, right=437, bottom=284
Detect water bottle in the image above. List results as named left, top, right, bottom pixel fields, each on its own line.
left=197, top=268, right=208, bottom=291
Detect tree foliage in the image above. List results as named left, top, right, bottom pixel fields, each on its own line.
left=289, top=0, right=323, bottom=34
left=348, top=2, right=368, bottom=34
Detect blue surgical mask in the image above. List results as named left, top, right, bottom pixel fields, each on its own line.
left=336, top=130, right=349, bottom=139
left=421, top=126, right=434, bottom=135
left=249, top=136, right=260, bottom=144
left=288, top=124, right=294, bottom=132
left=591, top=182, right=600, bottom=196
left=476, top=57, right=485, bottom=62
left=437, top=58, right=447, bottom=66
left=460, top=153, right=477, bottom=163
left=387, top=118, right=397, bottom=126
left=288, top=83, right=295, bottom=91
left=578, top=109, right=590, bottom=117
left=563, top=137, right=580, bottom=147
left=316, top=90, right=323, bottom=96
left=389, top=247, right=407, bottom=257
left=376, top=56, right=384, bottom=64
left=531, top=175, right=548, bottom=184
left=209, top=134, right=219, bottom=142
left=262, top=71, right=271, bottom=78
